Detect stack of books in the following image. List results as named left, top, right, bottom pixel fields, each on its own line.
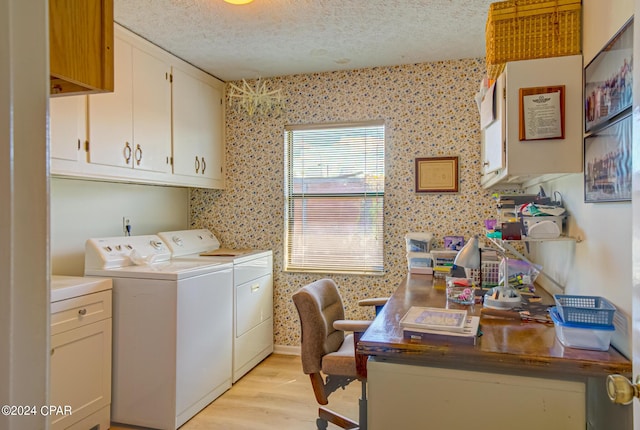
left=399, top=306, right=481, bottom=345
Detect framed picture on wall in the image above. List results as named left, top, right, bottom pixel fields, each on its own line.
left=415, top=157, right=458, bottom=193
left=584, top=113, right=631, bottom=203
left=584, top=17, right=633, bottom=134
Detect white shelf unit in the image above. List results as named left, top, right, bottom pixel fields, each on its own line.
left=486, top=235, right=579, bottom=291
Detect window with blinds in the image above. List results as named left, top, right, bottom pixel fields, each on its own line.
left=284, top=121, right=385, bottom=274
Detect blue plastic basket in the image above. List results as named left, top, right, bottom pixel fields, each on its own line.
left=554, top=295, right=616, bottom=327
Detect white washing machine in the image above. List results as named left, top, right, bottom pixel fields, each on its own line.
left=158, top=229, right=274, bottom=382
left=84, top=234, right=233, bottom=430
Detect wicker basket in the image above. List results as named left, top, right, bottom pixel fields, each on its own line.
left=486, top=0, right=582, bottom=79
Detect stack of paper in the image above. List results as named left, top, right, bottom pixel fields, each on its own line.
left=399, top=306, right=480, bottom=345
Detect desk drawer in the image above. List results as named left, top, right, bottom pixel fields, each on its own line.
left=51, top=290, right=112, bottom=335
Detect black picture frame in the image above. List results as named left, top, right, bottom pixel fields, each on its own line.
left=584, top=113, right=631, bottom=203
left=584, top=18, right=633, bottom=134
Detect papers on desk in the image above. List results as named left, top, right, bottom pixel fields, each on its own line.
left=400, top=307, right=480, bottom=345
left=400, top=307, right=467, bottom=332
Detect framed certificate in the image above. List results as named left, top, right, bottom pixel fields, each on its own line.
left=518, top=86, right=565, bottom=141
left=415, top=156, right=458, bottom=193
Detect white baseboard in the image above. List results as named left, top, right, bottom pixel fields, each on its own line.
left=274, top=345, right=300, bottom=355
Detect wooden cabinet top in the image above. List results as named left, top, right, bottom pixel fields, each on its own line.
left=358, top=275, right=631, bottom=378
left=50, top=0, right=114, bottom=95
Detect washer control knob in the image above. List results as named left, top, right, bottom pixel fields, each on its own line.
left=150, top=240, right=164, bottom=250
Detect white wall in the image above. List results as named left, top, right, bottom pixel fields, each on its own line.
left=0, top=0, right=49, bottom=428
left=583, top=0, right=634, bottom=63
left=530, top=0, right=634, bottom=358
left=51, top=178, right=190, bottom=275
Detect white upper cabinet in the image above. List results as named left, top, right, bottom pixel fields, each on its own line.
left=480, top=55, right=583, bottom=189
left=172, top=66, right=225, bottom=187
left=131, top=46, right=172, bottom=173
left=50, top=95, right=86, bottom=166
left=88, top=36, right=134, bottom=169
left=88, top=30, right=172, bottom=174
left=51, top=24, right=224, bottom=189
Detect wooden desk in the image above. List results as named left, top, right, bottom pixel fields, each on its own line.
left=358, top=275, right=631, bottom=430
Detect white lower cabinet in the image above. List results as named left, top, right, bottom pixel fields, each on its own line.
left=368, top=359, right=586, bottom=430
left=50, top=286, right=112, bottom=430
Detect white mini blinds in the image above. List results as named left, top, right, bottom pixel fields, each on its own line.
left=284, top=121, right=385, bottom=274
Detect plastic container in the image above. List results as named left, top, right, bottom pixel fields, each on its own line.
left=481, top=260, right=501, bottom=286
left=554, top=294, right=616, bottom=327
left=405, top=232, right=433, bottom=253
left=445, top=277, right=476, bottom=305
left=407, top=252, right=433, bottom=274
left=521, top=215, right=565, bottom=236
left=431, top=249, right=458, bottom=267
left=550, top=307, right=614, bottom=351
left=431, top=249, right=458, bottom=279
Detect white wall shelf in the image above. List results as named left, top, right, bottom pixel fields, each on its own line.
left=486, top=235, right=580, bottom=291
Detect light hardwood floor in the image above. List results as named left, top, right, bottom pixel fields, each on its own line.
left=110, top=354, right=360, bottom=430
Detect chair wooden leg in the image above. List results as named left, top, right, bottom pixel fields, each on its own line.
left=319, top=406, right=359, bottom=430
left=354, top=331, right=367, bottom=379
left=310, top=373, right=329, bottom=405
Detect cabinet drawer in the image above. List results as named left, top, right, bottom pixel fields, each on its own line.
left=51, top=290, right=112, bottom=335
left=236, top=274, right=273, bottom=337
left=234, top=255, right=272, bottom=286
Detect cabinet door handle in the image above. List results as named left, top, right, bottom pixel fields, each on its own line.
left=201, top=157, right=206, bottom=175
left=195, top=156, right=200, bottom=173
left=123, top=142, right=132, bottom=164
left=78, top=308, right=87, bottom=316
left=251, top=283, right=260, bottom=293
left=135, top=144, right=143, bottom=166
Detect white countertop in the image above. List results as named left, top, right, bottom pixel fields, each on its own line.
left=51, top=275, right=112, bottom=302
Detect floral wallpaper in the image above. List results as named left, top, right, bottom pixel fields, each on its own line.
left=190, top=58, right=496, bottom=347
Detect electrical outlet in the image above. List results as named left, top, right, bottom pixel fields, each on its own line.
left=123, top=216, right=132, bottom=235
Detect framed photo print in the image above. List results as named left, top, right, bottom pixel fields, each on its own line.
left=584, top=18, right=633, bottom=133
left=584, top=113, right=631, bottom=203
left=415, top=156, right=458, bottom=193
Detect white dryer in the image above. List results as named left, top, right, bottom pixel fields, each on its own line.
left=84, top=234, right=233, bottom=430
left=158, top=229, right=274, bottom=382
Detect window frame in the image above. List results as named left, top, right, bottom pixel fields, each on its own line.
left=283, top=120, right=385, bottom=275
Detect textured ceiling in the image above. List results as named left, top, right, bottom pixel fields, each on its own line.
left=114, top=0, right=494, bottom=82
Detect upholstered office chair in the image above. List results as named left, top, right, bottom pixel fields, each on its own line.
left=292, top=279, right=385, bottom=430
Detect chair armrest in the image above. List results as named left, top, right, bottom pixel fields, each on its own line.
left=333, top=319, right=371, bottom=333
left=358, top=297, right=388, bottom=307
